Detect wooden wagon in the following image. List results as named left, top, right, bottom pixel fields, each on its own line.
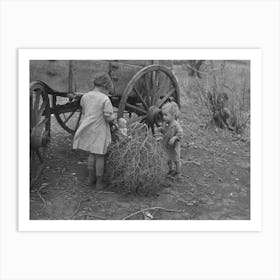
left=30, top=60, right=180, bottom=183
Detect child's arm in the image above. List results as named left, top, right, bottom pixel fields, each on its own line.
left=103, top=99, right=115, bottom=122
left=121, top=128, right=128, bottom=137
left=67, top=92, right=85, bottom=103
left=158, top=121, right=167, bottom=134
left=105, top=113, right=115, bottom=122
left=168, top=123, right=183, bottom=145
left=74, top=91, right=85, bottom=96
left=79, top=95, right=85, bottom=115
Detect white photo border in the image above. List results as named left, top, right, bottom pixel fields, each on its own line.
left=19, top=48, right=262, bottom=232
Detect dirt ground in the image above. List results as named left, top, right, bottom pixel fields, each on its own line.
left=30, top=90, right=250, bottom=220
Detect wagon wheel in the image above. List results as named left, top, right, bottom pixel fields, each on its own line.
left=30, top=82, right=51, bottom=186
left=117, top=65, right=180, bottom=132
left=52, top=95, right=82, bottom=135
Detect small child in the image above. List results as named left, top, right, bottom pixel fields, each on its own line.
left=72, top=72, right=115, bottom=189
left=160, top=102, right=183, bottom=177
left=117, top=118, right=128, bottom=137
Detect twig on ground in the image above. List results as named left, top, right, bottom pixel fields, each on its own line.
left=37, top=189, right=46, bottom=207
left=182, top=160, right=201, bottom=166
left=70, top=199, right=85, bottom=219
left=38, top=183, right=48, bottom=191
left=123, top=207, right=185, bottom=220
left=196, top=182, right=210, bottom=188
left=36, top=183, right=48, bottom=207
left=232, top=137, right=247, bottom=142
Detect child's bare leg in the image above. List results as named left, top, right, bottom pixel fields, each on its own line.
left=87, top=153, right=96, bottom=185
left=174, top=160, right=181, bottom=175
left=96, top=155, right=104, bottom=176
left=95, top=154, right=105, bottom=190
left=167, top=160, right=173, bottom=175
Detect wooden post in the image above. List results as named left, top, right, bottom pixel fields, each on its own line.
left=68, top=60, right=74, bottom=92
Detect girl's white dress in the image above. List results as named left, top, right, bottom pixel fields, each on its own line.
left=73, top=90, right=113, bottom=155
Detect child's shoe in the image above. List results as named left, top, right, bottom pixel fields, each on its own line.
left=170, top=170, right=178, bottom=176
left=171, top=171, right=182, bottom=180
left=166, top=170, right=174, bottom=177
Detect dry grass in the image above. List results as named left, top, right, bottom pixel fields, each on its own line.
left=174, top=60, right=250, bottom=136
left=105, top=119, right=167, bottom=195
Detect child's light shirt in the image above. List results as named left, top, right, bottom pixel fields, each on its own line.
left=73, top=90, right=113, bottom=155
left=161, top=120, right=183, bottom=161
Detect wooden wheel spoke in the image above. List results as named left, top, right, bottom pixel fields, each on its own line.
left=33, top=91, right=42, bottom=110
left=143, top=73, right=152, bottom=106
left=64, top=109, right=77, bottom=124
left=152, top=70, right=159, bottom=90
left=133, top=87, right=149, bottom=110
left=151, top=70, right=160, bottom=104
left=33, top=117, right=49, bottom=129
left=135, top=82, right=149, bottom=107
left=74, top=110, right=82, bottom=131
left=154, top=69, right=159, bottom=84
left=158, top=88, right=175, bottom=108
left=154, top=71, right=171, bottom=105
left=125, top=103, right=147, bottom=115
left=144, top=72, right=152, bottom=92
left=38, top=100, right=47, bottom=116
left=150, top=124, right=155, bottom=135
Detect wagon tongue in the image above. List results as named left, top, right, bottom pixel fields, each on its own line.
left=51, top=100, right=80, bottom=114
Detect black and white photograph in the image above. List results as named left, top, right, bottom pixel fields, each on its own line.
left=2, top=1, right=279, bottom=279
left=29, top=57, right=251, bottom=221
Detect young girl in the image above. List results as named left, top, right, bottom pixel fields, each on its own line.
left=72, top=72, right=115, bottom=189
left=161, top=102, right=183, bottom=177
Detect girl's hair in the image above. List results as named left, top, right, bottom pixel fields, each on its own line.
left=162, top=101, right=180, bottom=119
left=92, top=72, right=114, bottom=93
